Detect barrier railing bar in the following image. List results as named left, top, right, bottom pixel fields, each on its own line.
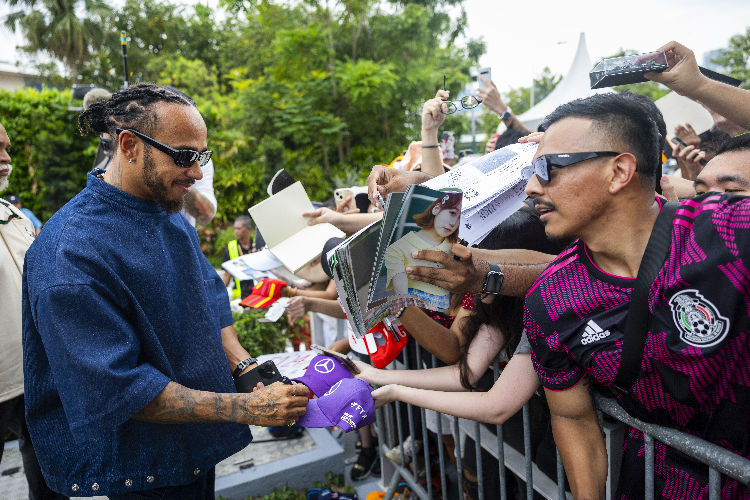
left=415, top=347, right=433, bottom=499
left=456, top=417, right=566, bottom=499
left=523, top=403, right=533, bottom=499
left=556, top=448, right=565, bottom=500
left=709, top=467, right=721, bottom=500
left=493, top=361, right=507, bottom=500
left=474, top=419, right=485, bottom=500
left=375, top=405, right=388, bottom=497
left=380, top=445, right=431, bottom=500
left=383, top=469, right=403, bottom=500
left=394, top=400, right=406, bottom=470
left=433, top=355, right=449, bottom=500
left=453, top=416, right=465, bottom=500
left=594, top=394, right=750, bottom=485
left=402, top=347, right=420, bottom=479
left=644, top=433, right=655, bottom=500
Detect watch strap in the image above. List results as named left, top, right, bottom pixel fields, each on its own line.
left=481, top=262, right=504, bottom=296
left=233, top=357, right=258, bottom=378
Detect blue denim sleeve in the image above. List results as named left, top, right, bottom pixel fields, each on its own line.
left=35, top=284, right=170, bottom=442
left=213, top=275, right=234, bottom=329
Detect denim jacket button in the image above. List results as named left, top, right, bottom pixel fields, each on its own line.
left=91, top=483, right=99, bottom=491
left=193, top=468, right=201, bottom=476
left=125, top=479, right=133, bottom=487
left=71, top=484, right=79, bottom=493
left=146, top=475, right=155, bottom=483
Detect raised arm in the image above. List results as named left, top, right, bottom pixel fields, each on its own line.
left=646, top=41, right=750, bottom=130
left=477, top=76, right=531, bottom=135
left=544, top=379, right=607, bottom=500
left=420, top=89, right=450, bottom=177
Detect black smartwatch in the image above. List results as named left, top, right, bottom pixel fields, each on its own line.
left=481, top=263, right=504, bottom=296
left=232, top=357, right=258, bottom=379
left=500, top=109, right=512, bottom=122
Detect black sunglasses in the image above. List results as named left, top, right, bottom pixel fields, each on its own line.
left=530, top=151, right=620, bottom=184
left=115, top=128, right=212, bottom=168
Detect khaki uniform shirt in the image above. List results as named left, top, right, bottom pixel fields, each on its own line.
left=0, top=198, right=35, bottom=403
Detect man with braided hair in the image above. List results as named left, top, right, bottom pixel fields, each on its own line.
left=22, top=83, right=310, bottom=498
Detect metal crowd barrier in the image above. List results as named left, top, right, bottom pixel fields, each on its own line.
left=308, top=314, right=750, bottom=500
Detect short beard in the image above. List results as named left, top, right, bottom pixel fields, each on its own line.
left=141, top=147, right=184, bottom=213
left=0, top=164, right=13, bottom=193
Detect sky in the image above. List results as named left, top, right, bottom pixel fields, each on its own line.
left=1, top=0, right=748, bottom=92
left=465, top=0, right=750, bottom=92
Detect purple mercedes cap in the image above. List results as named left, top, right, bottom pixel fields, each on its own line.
left=293, top=355, right=353, bottom=397
left=298, top=378, right=375, bottom=432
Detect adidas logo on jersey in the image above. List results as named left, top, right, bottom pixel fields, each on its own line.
left=581, top=320, right=611, bottom=345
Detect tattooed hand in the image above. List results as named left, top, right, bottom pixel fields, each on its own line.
left=242, top=382, right=310, bottom=426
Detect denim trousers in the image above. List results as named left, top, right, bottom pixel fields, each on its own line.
left=0, top=395, right=68, bottom=500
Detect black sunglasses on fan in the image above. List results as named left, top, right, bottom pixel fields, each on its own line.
left=530, top=151, right=620, bottom=184
left=115, top=128, right=212, bottom=168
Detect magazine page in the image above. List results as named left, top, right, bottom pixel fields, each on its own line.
left=367, top=185, right=462, bottom=316
left=366, top=191, right=406, bottom=307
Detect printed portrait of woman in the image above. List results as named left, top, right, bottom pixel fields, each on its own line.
left=384, top=191, right=461, bottom=311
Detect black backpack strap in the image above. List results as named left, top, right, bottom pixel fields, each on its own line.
left=612, top=201, right=678, bottom=394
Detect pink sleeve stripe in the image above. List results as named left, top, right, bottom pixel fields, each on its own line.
left=680, top=195, right=722, bottom=208
left=673, top=218, right=695, bottom=230
left=675, top=203, right=720, bottom=220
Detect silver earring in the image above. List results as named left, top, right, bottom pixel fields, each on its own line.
left=129, top=158, right=134, bottom=164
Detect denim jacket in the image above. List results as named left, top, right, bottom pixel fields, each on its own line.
left=22, top=174, right=252, bottom=496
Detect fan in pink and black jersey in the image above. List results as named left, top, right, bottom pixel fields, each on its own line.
left=523, top=90, right=750, bottom=499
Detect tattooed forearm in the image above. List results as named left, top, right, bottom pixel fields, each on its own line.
left=183, top=190, right=215, bottom=225
left=133, top=381, right=308, bottom=427
left=134, top=382, right=246, bottom=424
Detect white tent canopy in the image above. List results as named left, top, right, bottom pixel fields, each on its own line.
left=655, top=91, right=714, bottom=138
left=515, top=32, right=605, bottom=132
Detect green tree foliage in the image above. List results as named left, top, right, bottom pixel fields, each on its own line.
left=231, top=310, right=290, bottom=357
left=4, top=0, right=111, bottom=81
left=0, top=87, right=95, bottom=221
left=5, top=0, right=484, bottom=224
left=712, top=27, right=750, bottom=89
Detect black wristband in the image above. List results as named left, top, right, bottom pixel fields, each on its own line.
left=422, top=144, right=439, bottom=149
left=481, top=262, right=504, bottom=297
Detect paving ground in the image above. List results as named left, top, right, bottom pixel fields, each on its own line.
left=1, top=426, right=382, bottom=500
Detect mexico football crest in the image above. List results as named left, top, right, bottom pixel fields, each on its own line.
left=669, top=289, right=730, bottom=348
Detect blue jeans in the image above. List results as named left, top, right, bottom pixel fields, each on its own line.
left=108, top=468, right=215, bottom=500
